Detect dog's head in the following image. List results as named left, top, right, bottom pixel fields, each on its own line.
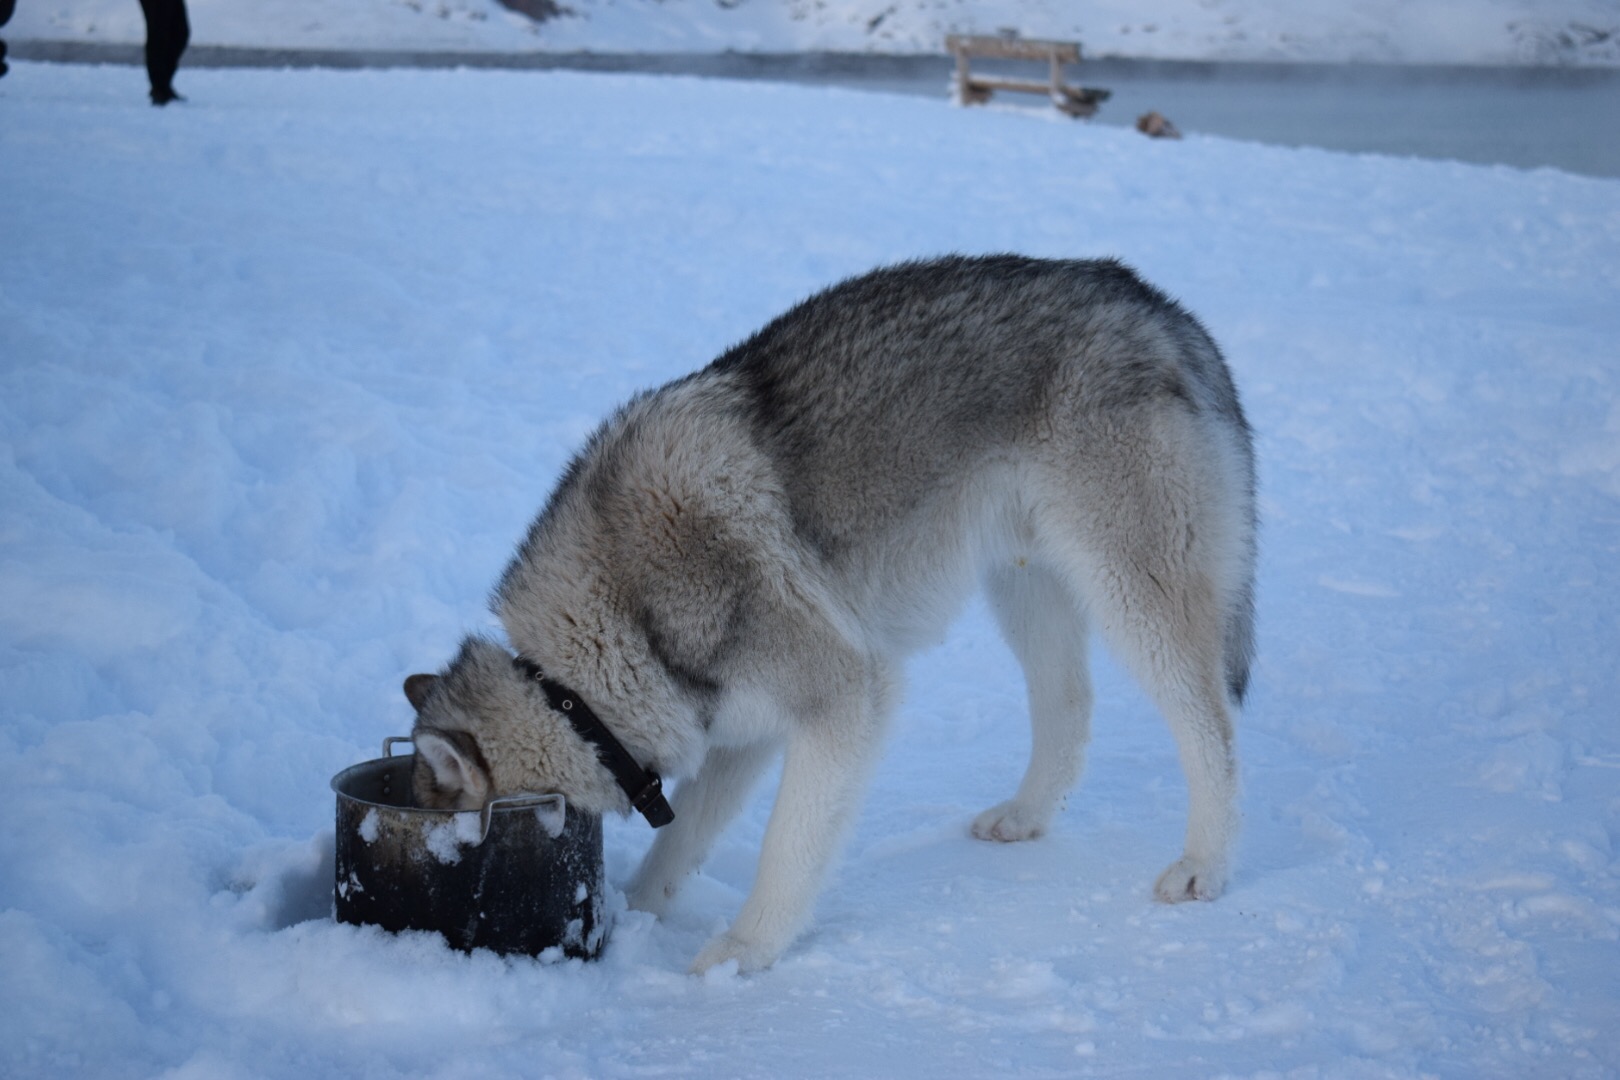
left=403, top=635, right=625, bottom=814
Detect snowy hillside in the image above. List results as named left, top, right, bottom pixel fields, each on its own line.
left=2, top=55, right=1618, bottom=1078
left=8, top=0, right=1620, bottom=64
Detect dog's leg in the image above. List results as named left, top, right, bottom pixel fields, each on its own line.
left=1043, top=432, right=1243, bottom=902
left=626, top=740, right=780, bottom=916
left=972, top=562, right=1092, bottom=842
left=1080, top=543, right=1238, bottom=902
left=1149, top=680, right=1236, bottom=903
left=690, top=684, right=890, bottom=974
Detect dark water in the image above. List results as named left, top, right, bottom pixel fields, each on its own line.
left=16, top=41, right=1620, bottom=178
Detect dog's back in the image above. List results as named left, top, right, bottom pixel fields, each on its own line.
left=706, top=255, right=1255, bottom=694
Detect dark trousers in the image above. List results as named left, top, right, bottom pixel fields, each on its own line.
left=0, top=0, right=15, bottom=79
left=138, top=0, right=189, bottom=100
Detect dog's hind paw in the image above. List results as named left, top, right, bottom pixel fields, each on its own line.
left=1154, top=855, right=1227, bottom=902
left=971, top=800, right=1050, bottom=842
left=690, top=931, right=780, bottom=976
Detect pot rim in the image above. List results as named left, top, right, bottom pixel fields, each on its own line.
left=332, top=737, right=571, bottom=845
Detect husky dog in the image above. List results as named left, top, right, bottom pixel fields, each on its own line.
left=404, top=255, right=1256, bottom=973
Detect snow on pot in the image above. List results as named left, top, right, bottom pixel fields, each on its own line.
left=331, top=738, right=606, bottom=959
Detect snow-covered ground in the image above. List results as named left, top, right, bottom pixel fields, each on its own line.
left=8, top=0, right=1620, bottom=65
left=3, top=32, right=1620, bottom=1080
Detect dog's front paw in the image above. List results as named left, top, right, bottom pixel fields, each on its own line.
left=971, top=799, right=1049, bottom=842
left=1154, top=855, right=1227, bottom=902
left=625, top=875, right=679, bottom=917
left=689, top=931, right=781, bottom=976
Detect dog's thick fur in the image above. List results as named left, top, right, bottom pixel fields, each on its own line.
left=405, top=255, right=1257, bottom=973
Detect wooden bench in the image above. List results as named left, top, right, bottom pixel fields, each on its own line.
left=945, top=33, right=1111, bottom=118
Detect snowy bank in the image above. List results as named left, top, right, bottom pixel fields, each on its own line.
left=6, top=0, right=1620, bottom=66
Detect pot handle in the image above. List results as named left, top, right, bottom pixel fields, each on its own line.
left=479, top=793, right=568, bottom=844
left=382, top=736, right=414, bottom=758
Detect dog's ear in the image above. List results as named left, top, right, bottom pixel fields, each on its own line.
left=403, top=673, right=438, bottom=711
left=413, top=728, right=491, bottom=808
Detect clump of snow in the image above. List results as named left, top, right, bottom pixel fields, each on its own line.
left=1, top=55, right=1618, bottom=1080
left=422, top=812, right=486, bottom=864
left=531, top=796, right=567, bottom=839
left=7, top=0, right=1620, bottom=65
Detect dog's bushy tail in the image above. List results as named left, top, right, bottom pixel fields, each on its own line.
left=1225, top=577, right=1257, bottom=706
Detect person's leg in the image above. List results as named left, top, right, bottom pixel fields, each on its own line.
left=139, top=0, right=190, bottom=104
left=0, top=0, right=15, bottom=80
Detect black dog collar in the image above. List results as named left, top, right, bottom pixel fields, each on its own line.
left=513, top=655, right=675, bottom=828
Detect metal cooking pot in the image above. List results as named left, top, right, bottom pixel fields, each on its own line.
left=331, top=737, right=606, bottom=959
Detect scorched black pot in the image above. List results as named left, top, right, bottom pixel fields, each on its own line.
left=331, top=738, right=606, bottom=959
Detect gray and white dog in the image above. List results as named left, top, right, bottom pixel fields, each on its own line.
left=404, top=255, right=1256, bottom=973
